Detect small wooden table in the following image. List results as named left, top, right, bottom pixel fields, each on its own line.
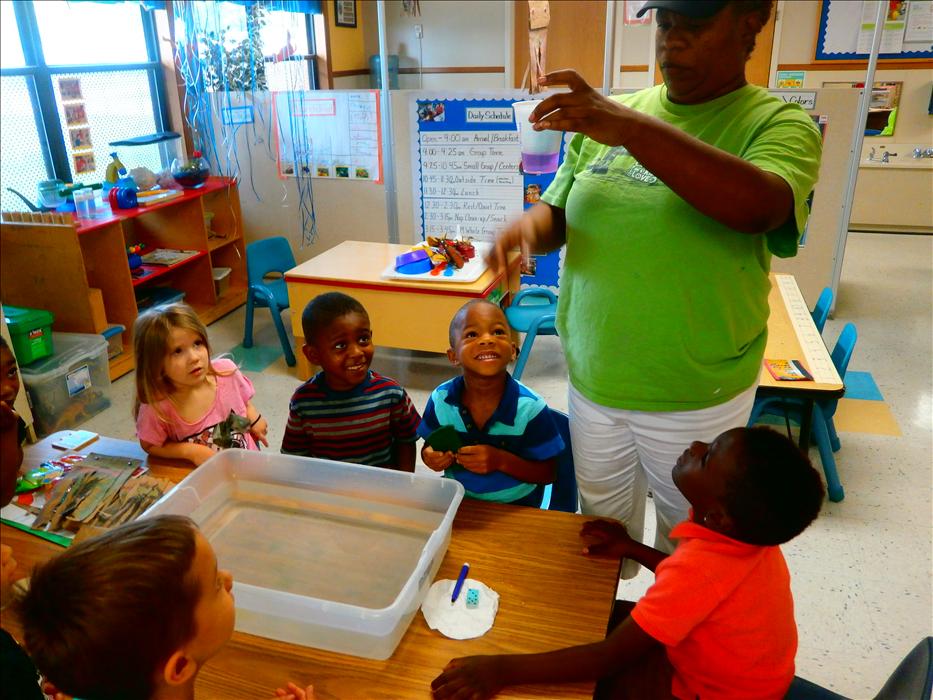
left=285, top=241, right=522, bottom=380
left=1, top=434, right=619, bottom=699
left=760, top=273, right=845, bottom=449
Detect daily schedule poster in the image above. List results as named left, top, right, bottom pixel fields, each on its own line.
left=412, top=96, right=524, bottom=242
left=410, top=93, right=567, bottom=290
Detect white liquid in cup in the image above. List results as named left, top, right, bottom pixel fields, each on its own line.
left=512, top=100, right=563, bottom=175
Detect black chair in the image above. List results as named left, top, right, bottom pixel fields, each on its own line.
left=785, top=637, right=933, bottom=700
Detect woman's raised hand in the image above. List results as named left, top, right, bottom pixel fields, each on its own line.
left=531, top=69, right=631, bottom=147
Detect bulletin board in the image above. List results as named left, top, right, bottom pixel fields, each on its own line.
left=409, top=93, right=568, bottom=291
left=815, top=0, right=933, bottom=61
left=274, top=90, right=382, bottom=182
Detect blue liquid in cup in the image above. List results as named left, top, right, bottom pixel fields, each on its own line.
left=521, top=151, right=560, bottom=175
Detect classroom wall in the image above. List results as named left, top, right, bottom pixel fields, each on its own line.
left=614, top=19, right=653, bottom=90
left=362, top=0, right=510, bottom=91
left=223, top=0, right=930, bottom=262
left=216, top=90, right=430, bottom=265
left=777, top=1, right=932, bottom=146
left=327, top=0, right=367, bottom=73
left=776, top=1, right=933, bottom=233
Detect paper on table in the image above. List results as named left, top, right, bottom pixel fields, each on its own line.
left=421, top=578, right=499, bottom=640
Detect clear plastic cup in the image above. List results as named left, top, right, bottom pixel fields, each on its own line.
left=512, top=100, right=563, bottom=175
left=72, top=187, right=94, bottom=219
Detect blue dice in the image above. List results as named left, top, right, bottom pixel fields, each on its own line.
left=465, top=588, right=480, bottom=609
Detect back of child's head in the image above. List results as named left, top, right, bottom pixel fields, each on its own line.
left=301, top=291, right=367, bottom=342
left=16, top=515, right=200, bottom=700
left=448, top=299, right=510, bottom=347
left=723, top=427, right=824, bottom=546
left=133, top=302, right=212, bottom=411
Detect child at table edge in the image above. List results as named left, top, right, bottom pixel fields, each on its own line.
left=14, top=515, right=313, bottom=700
left=418, top=299, right=563, bottom=505
left=1, top=335, right=45, bottom=699
left=281, top=291, right=421, bottom=471
left=431, top=426, right=824, bottom=700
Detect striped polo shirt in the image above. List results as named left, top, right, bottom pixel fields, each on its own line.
left=282, top=370, right=420, bottom=468
left=417, top=374, right=564, bottom=503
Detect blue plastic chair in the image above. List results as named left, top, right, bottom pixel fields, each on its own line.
left=811, top=287, right=833, bottom=334
left=243, top=236, right=296, bottom=367
left=785, top=637, right=933, bottom=700
left=538, top=409, right=578, bottom=513
left=748, top=323, right=857, bottom=502
left=505, top=288, right=558, bottom=382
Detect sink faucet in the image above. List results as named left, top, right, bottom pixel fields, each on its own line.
left=868, top=147, right=876, bottom=161
left=881, top=150, right=897, bottom=163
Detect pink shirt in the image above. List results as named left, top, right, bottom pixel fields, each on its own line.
left=631, top=520, right=797, bottom=700
left=136, top=358, right=258, bottom=451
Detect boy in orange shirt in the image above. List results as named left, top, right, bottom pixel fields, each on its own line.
left=431, top=426, right=824, bottom=700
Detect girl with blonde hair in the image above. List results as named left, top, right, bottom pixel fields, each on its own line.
left=133, top=303, right=267, bottom=466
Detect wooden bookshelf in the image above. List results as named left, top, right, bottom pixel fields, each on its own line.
left=1, top=178, right=247, bottom=380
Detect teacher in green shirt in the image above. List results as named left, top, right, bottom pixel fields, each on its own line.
left=489, top=0, right=822, bottom=573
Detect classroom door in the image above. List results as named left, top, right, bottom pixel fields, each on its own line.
left=653, top=10, right=776, bottom=87
left=513, top=0, right=607, bottom=89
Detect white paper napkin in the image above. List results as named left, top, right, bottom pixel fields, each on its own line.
left=421, top=578, right=499, bottom=640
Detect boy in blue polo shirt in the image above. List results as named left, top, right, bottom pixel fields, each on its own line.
left=418, top=300, right=564, bottom=505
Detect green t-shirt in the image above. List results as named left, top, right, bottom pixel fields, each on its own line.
left=541, top=84, right=822, bottom=411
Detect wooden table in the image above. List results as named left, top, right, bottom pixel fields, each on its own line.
left=285, top=241, right=522, bottom=380
left=760, top=273, right=845, bottom=449
left=2, top=434, right=620, bottom=699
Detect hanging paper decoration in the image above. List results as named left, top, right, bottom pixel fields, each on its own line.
left=172, top=0, right=318, bottom=246
left=526, top=1, right=550, bottom=95
left=401, top=0, right=421, bottom=17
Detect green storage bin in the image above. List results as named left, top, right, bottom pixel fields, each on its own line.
left=4, top=305, right=55, bottom=365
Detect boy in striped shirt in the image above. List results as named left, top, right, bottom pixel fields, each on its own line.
left=282, top=292, right=420, bottom=470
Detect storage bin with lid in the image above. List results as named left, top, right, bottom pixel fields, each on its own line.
left=212, top=266, right=231, bottom=296
left=20, top=332, right=111, bottom=436
left=135, top=286, right=185, bottom=310
left=3, top=305, right=55, bottom=365
left=101, top=324, right=126, bottom=360
left=143, top=450, right=464, bottom=659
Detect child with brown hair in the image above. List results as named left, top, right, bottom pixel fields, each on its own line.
left=431, top=426, right=824, bottom=700
left=16, top=515, right=312, bottom=700
left=134, top=303, right=268, bottom=466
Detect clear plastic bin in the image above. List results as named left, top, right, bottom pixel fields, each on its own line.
left=20, top=332, right=111, bottom=436
left=144, top=450, right=463, bottom=659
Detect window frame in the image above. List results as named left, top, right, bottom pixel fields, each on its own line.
left=1, top=0, right=170, bottom=183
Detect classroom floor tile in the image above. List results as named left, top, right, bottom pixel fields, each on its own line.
left=833, top=397, right=901, bottom=436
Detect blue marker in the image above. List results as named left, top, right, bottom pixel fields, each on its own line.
left=451, top=562, right=470, bottom=603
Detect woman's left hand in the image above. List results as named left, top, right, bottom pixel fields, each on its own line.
left=530, top=69, right=634, bottom=147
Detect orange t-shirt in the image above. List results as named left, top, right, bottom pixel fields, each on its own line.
left=630, top=521, right=797, bottom=700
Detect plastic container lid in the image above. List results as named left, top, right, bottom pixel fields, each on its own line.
left=395, top=249, right=429, bottom=268
left=4, top=305, right=55, bottom=332
left=101, top=324, right=125, bottom=340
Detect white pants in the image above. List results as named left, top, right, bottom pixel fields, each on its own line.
left=568, top=383, right=757, bottom=577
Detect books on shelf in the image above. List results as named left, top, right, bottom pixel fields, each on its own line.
left=140, top=248, right=201, bottom=266
left=764, top=359, right=814, bottom=382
